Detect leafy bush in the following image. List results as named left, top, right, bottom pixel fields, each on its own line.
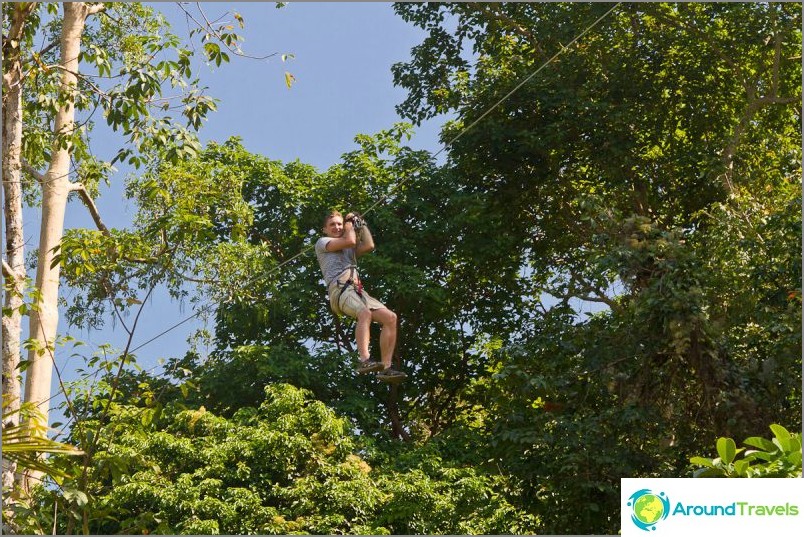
left=690, top=424, right=802, bottom=478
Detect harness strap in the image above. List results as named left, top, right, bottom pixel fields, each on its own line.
left=334, top=266, right=367, bottom=312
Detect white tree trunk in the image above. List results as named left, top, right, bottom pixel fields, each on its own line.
left=22, top=2, right=88, bottom=488
left=2, top=1, right=37, bottom=496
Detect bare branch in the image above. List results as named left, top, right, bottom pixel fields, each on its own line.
left=551, top=272, right=621, bottom=313
left=71, top=182, right=110, bottom=235
left=177, top=3, right=281, bottom=61
left=42, top=64, right=109, bottom=98
left=19, top=38, right=60, bottom=69
left=575, top=293, right=619, bottom=309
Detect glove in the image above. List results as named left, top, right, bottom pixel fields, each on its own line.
left=351, top=214, right=364, bottom=230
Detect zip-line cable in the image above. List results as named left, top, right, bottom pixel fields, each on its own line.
left=43, top=4, right=626, bottom=443
left=361, top=2, right=622, bottom=217
left=124, top=3, right=622, bottom=357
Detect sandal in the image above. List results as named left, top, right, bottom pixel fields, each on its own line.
left=376, top=367, right=407, bottom=384
left=355, top=358, right=384, bottom=374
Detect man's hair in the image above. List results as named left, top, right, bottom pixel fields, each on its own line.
left=322, top=210, right=343, bottom=228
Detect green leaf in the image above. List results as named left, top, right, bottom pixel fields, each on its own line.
left=717, top=437, right=737, bottom=464
left=770, top=423, right=790, bottom=443
left=693, top=467, right=725, bottom=478
left=733, top=460, right=750, bottom=476
left=744, top=436, right=776, bottom=452
left=62, top=488, right=89, bottom=507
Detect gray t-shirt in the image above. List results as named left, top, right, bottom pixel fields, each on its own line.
left=315, top=237, right=357, bottom=287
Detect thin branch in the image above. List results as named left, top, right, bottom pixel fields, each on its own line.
left=177, top=3, right=280, bottom=61
left=41, top=64, right=110, bottom=98
left=19, top=37, right=59, bottom=76
left=66, top=275, right=163, bottom=499
left=43, top=63, right=217, bottom=114
left=71, top=182, right=110, bottom=235
left=171, top=269, right=221, bottom=285
left=551, top=273, right=621, bottom=313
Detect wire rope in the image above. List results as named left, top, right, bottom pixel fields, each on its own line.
left=122, top=3, right=623, bottom=355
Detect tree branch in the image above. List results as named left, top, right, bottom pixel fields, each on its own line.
left=21, top=159, right=46, bottom=184
left=71, top=184, right=173, bottom=274
left=170, top=268, right=221, bottom=285
left=575, top=293, right=619, bottom=308
left=654, top=6, right=797, bottom=195
left=551, top=273, right=621, bottom=313
left=177, top=3, right=280, bottom=61
left=720, top=93, right=797, bottom=193
left=20, top=38, right=60, bottom=69
left=85, top=3, right=106, bottom=17
left=2, top=260, right=17, bottom=281
left=70, top=182, right=110, bottom=235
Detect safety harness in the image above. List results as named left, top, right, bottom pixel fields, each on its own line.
left=334, top=265, right=366, bottom=312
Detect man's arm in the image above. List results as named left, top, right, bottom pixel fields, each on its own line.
left=324, top=220, right=357, bottom=252
left=355, top=224, right=375, bottom=258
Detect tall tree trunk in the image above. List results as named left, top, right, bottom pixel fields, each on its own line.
left=22, top=2, right=88, bottom=489
left=2, top=1, right=37, bottom=496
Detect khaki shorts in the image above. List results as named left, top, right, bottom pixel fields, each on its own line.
left=328, top=280, right=386, bottom=318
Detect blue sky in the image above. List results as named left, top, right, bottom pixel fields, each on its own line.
left=48, top=2, right=446, bottom=419
left=179, top=2, right=444, bottom=167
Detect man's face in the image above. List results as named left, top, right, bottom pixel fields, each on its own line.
left=324, top=215, right=344, bottom=238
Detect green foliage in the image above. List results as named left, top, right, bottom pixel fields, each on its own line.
left=12, top=3, right=801, bottom=536
left=16, top=2, right=219, bottom=201
left=690, top=424, right=802, bottom=478
left=384, top=3, right=801, bottom=534
left=59, top=138, right=268, bottom=329
left=0, top=398, right=83, bottom=479
left=15, top=384, right=536, bottom=535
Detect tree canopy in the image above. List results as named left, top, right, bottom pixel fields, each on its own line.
left=3, top=3, right=801, bottom=535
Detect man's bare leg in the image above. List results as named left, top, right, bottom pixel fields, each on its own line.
left=355, top=308, right=372, bottom=359
left=371, top=308, right=398, bottom=368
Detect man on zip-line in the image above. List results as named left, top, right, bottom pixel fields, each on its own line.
left=315, top=210, right=407, bottom=384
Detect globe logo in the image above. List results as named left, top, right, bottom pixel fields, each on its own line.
left=627, top=489, right=670, bottom=531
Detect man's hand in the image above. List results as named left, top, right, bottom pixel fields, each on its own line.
left=346, top=212, right=364, bottom=230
